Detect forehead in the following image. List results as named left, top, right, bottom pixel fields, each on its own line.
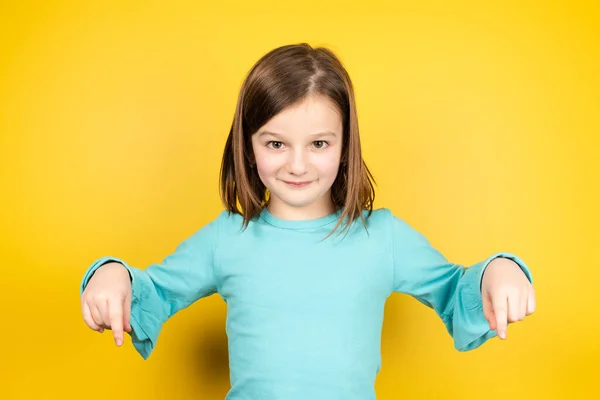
left=258, top=96, right=342, bottom=137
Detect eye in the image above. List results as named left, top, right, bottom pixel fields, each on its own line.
left=313, top=140, right=329, bottom=149
left=267, top=141, right=284, bottom=149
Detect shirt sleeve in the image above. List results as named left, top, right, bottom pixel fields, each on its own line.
left=389, top=211, right=533, bottom=352
left=80, top=215, right=222, bottom=359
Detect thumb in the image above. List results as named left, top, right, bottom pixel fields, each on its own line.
left=482, top=291, right=496, bottom=331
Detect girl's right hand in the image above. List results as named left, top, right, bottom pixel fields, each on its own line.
left=81, top=262, right=133, bottom=347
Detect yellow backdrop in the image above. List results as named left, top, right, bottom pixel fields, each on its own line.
left=1, top=0, right=598, bottom=399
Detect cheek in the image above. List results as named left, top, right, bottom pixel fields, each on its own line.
left=255, top=157, right=280, bottom=180
left=317, top=153, right=342, bottom=178
left=252, top=146, right=274, bottom=177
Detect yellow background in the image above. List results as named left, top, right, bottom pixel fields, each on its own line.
left=1, top=0, right=598, bottom=399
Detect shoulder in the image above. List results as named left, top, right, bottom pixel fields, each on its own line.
left=212, top=209, right=245, bottom=232
left=187, top=210, right=244, bottom=237
left=364, top=208, right=422, bottom=237
left=346, top=208, right=393, bottom=238
left=214, top=209, right=243, bottom=223
left=363, top=207, right=394, bottom=228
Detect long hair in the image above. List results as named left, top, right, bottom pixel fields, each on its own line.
left=219, top=43, right=375, bottom=236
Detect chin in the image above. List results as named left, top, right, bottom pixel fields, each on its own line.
left=278, top=197, right=318, bottom=208
left=268, top=190, right=316, bottom=208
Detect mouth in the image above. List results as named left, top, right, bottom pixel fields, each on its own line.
left=281, top=180, right=313, bottom=188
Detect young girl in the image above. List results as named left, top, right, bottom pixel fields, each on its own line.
left=80, top=43, right=535, bottom=399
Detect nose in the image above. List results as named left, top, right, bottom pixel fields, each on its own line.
left=286, top=148, right=308, bottom=176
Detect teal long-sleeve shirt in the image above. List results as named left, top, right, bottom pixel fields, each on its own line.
left=80, top=208, right=533, bottom=399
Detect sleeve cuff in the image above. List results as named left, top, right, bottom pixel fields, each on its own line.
left=80, top=257, right=156, bottom=359
left=452, top=252, right=533, bottom=352
left=478, top=252, right=534, bottom=295
left=80, top=256, right=133, bottom=296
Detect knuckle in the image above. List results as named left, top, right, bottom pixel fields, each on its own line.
left=496, top=306, right=507, bottom=315
left=81, top=293, right=95, bottom=304
left=87, top=294, right=105, bottom=306
left=508, top=313, right=520, bottom=323
left=95, top=292, right=110, bottom=302
left=83, top=317, right=95, bottom=328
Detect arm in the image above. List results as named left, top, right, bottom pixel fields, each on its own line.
left=389, top=211, right=533, bottom=351
left=80, top=215, right=221, bottom=359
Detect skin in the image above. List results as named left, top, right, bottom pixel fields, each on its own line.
left=81, top=95, right=535, bottom=347
left=482, top=257, right=536, bottom=339
left=251, top=95, right=343, bottom=221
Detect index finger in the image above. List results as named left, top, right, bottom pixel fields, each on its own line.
left=108, top=298, right=124, bottom=347
left=492, top=294, right=508, bottom=340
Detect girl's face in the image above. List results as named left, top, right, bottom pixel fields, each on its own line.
left=251, top=95, right=343, bottom=220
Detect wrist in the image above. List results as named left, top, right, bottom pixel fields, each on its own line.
left=95, top=261, right=131, bottom=281
left=481, top=257, right=517, bottom=290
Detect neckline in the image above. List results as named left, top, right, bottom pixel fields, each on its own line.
left=258, top=207, right=341, bottom=230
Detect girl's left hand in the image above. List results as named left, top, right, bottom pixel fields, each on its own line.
left=481, top=257, right=536, bottom=340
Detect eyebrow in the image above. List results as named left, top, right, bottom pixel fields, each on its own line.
left=257, top=130, right=338, bottom=138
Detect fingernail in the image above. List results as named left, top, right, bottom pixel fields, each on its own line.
left=116, top=338, right=122, bottom=346
left=99, top=329, right=104, bottom=333
left=499, top=331, right=506, bottom=339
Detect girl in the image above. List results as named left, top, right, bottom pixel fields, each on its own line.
left=80, top=43, right=535, bottom=399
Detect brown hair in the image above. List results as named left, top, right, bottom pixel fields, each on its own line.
left=219, top=43, right=375, bottom=237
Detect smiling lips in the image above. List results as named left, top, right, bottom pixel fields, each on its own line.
left=282, top=180, right=313, bottom=188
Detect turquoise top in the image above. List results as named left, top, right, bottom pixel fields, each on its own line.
left=81, top=208, right=533, bottom=399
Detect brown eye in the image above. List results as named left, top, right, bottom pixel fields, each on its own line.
left=268, top=141, right=284, bottom=149
left=313, top=141, right=328, bottom=149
